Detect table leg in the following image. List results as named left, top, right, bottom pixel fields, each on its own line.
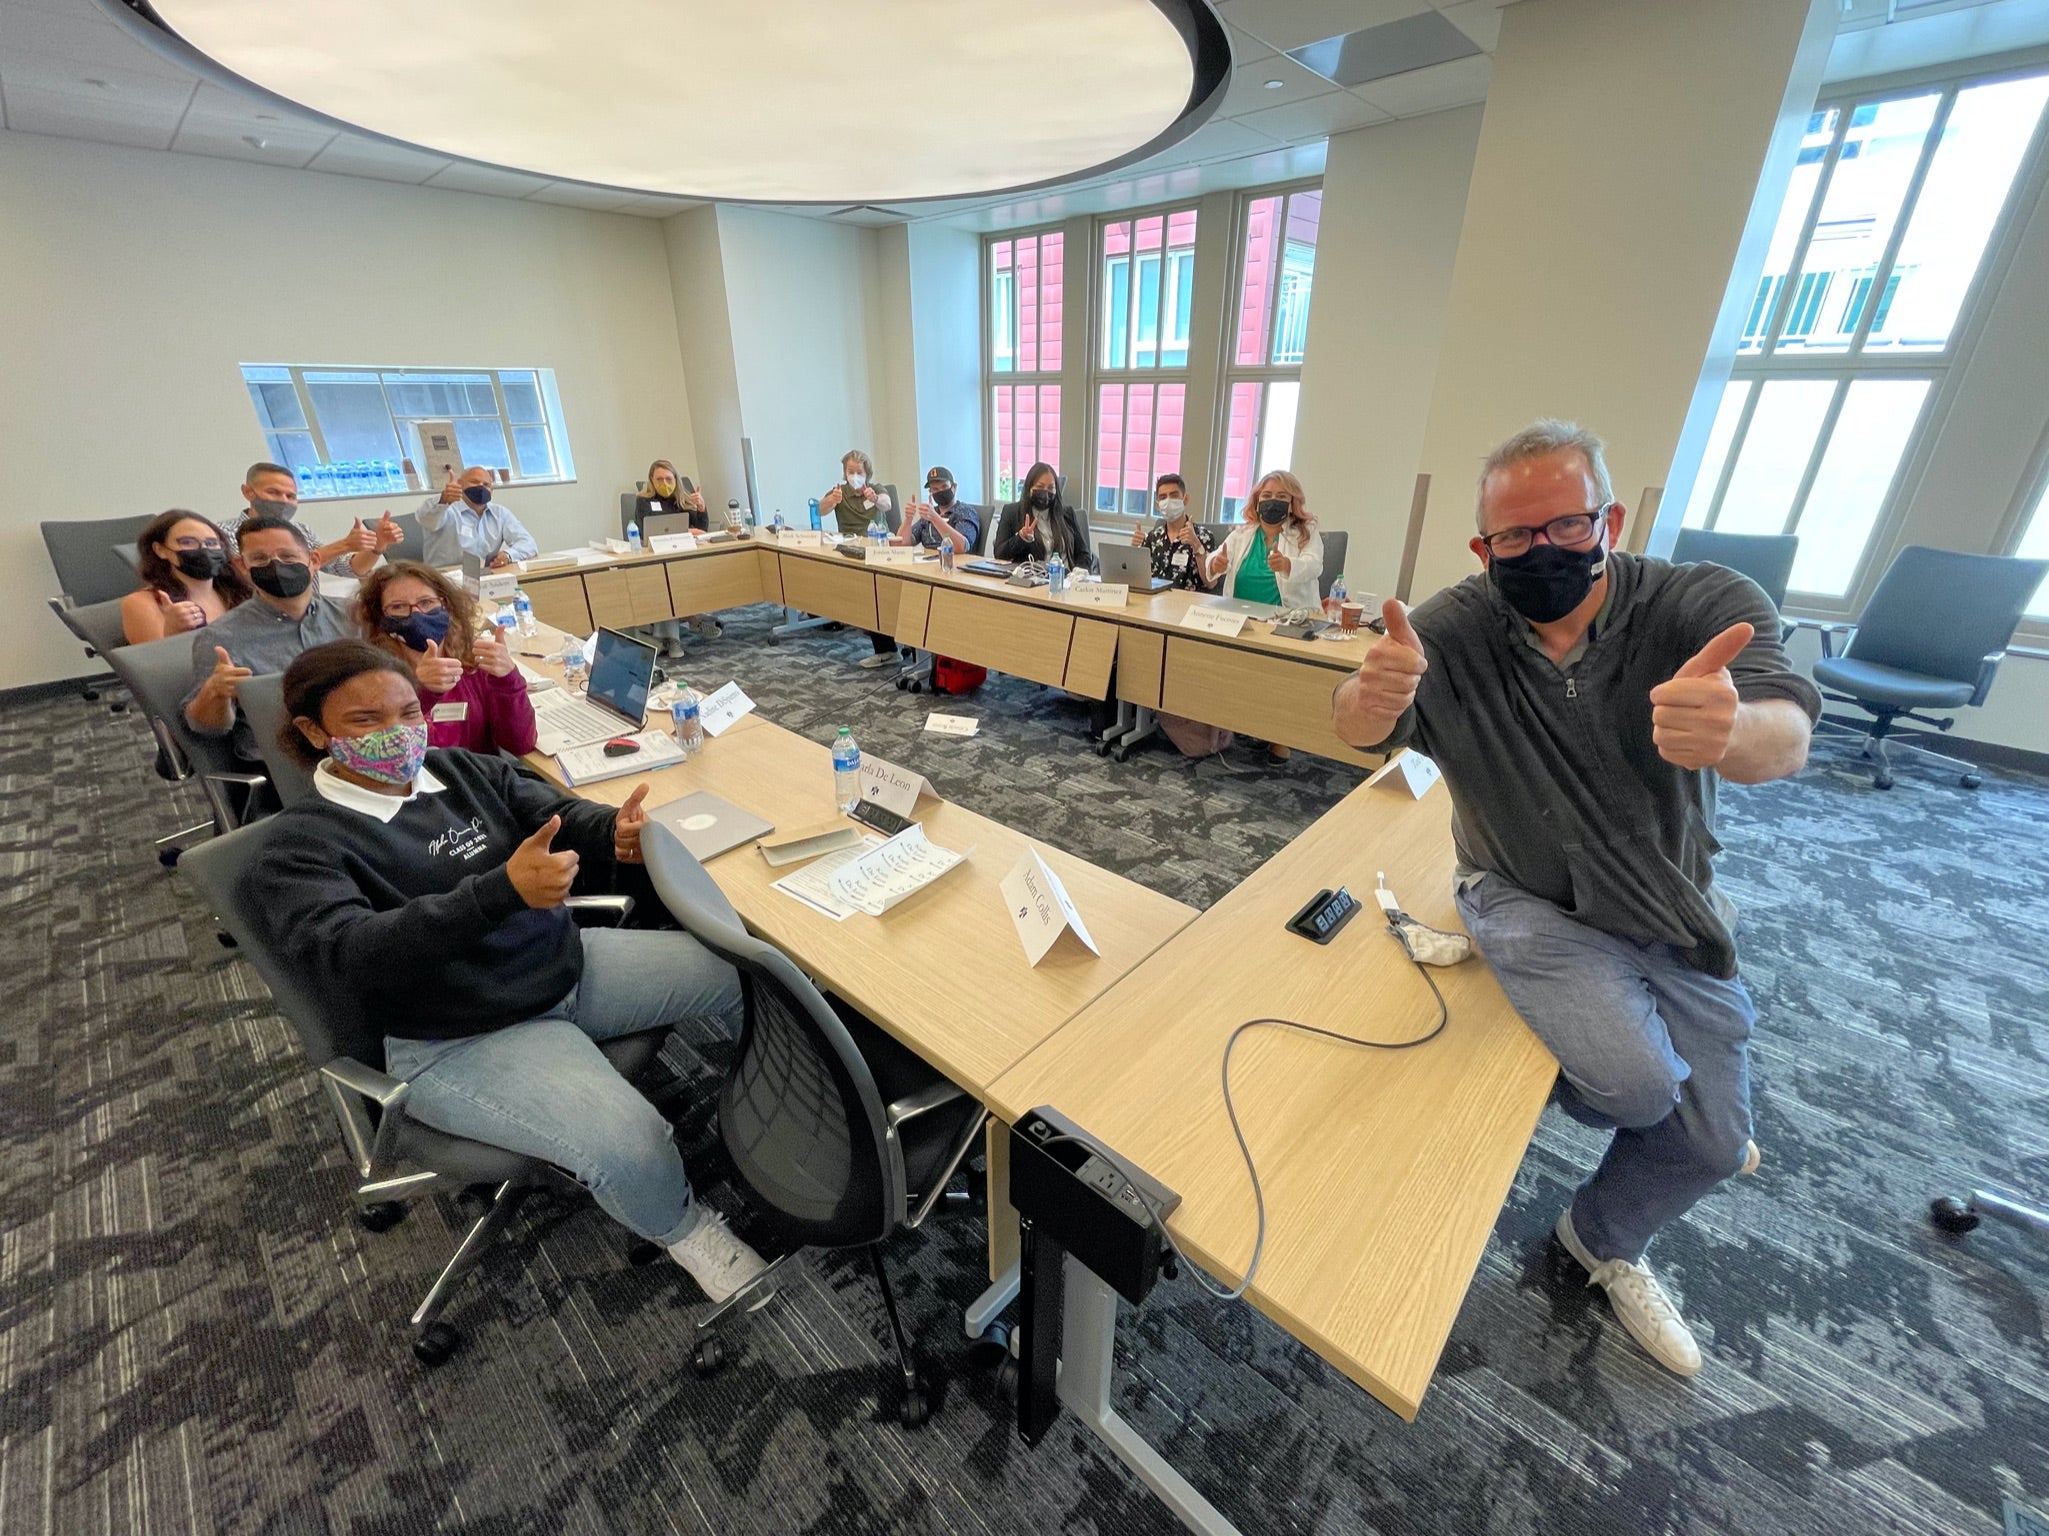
left=770, top=606, right=838, bottom=639
left=1056, top=1256, right=1243, bottom=1536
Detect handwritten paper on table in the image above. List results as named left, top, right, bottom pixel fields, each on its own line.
left=858, top=753, right=936, bottom=817
left=924, top=713, right=979, bottom=737
left=1000, top=849, right=1100, bottom=966
left=696, top=681, right=756, bottom=737
left=770, top=833, right=884, bottom=920
left=827, top=825, right=971, bottom=917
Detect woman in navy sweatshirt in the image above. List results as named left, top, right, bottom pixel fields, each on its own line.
left=250, top=639, right=768, bottom=1305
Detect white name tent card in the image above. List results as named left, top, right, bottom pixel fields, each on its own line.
left=776, top=529, right=828, bottom=548
left=924, top=713, right=979, bottom=737
left=696, top=681, right=755, bottom=737
left=1001, top=848, right=1100, bottom=967
left=648, top=532, right=698, bottom=554
left=591, top=537, right=632, bottom=555
left=826, top=825, right=970, bottom=917
left=1181, top=606, right=1249, bottom=638
left=858, top=753, right=937, bottom=818
left=1064, top=582, right=1129, bottom=609
left=866, top=545, right=918, bottom=567
left=1364, top=749, right=1443, bottom=800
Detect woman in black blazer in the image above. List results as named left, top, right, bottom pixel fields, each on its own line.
left=992, top=461, right=1093, bottom=572
left=634, top=459, right=708, bottom=533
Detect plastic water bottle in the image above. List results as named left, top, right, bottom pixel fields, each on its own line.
left=1047, top=548, right=1068, bottom=595
left=670, top=684, right=703, bottom=758
left=772, top=511, right=785, bottom=533
left=807, top=498, right=821, bottom=530
left=381, top=459, right=402, bottom=491
left=513, top=589, right=537, bottom=637
left=561, top=637, right=588, bottom=691
left=727, top=499, right=743, bottom=531
left=626, top=521, right=643, bottom=554
left=832, top=727, right=861, bottom=811
left=1326, top=575, right=1347, bottom=621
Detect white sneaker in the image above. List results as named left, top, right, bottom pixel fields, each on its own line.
left=1739, top=1139, right=1761, bottom=1176
left=859, top=652, right=898, bottom=669
left=1555, top=1210, right=1702, bottom=1377
left=689, top=615, right=723, bottom=639
left=668, top=1212, right=772, bottom=1306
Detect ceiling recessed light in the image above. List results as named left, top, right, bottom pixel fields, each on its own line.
left=241, top=135, right=269, bottom=149
left=82, top=77, right=111, bottom=88
left=115, top=0, right=1231, bottom=203
left=1264, top=78, right=1286, bottom=89
left=255, top=112, right=278, bottom=121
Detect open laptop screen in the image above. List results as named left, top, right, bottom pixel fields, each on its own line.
left=586, top=628, right=657, bottom=726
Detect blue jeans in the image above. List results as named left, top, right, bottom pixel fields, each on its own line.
left=1455, top=873, right=1755, bottom=1264
left=384, top=928, right=742, bottom=1246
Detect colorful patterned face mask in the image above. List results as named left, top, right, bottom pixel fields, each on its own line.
left=328, top=721, right=428, bottom=785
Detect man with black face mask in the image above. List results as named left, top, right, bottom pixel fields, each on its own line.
left=183, top=518, right=356, bottom=760
left=416, top=466, right=540, bottom=569
left=222, top=462, right=393, bottom=576
left=1333, top=420, right=1818, bottom=1379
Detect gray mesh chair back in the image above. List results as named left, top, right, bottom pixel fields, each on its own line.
left=1318, top=530, right=1349, bottom=601
left=383, top=511, right=424, bottom=565
left=49, top=595, right=130, bottom=662
left=641, top=823, right=898, bottom=1245
left=1671, top=529, right=1800, bottom=611
left=237, top=673, right=316, bottom=807
left=1840, top=547, right=2048, bottom=686
left=879, top=485, right=902, bottom=534
left=105, top=632, right=268, bottom=833
left=620, top=491, right=640, bottom=539
left=42, top=515, right=157, bottom=605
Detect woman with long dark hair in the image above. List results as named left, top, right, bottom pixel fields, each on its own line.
left=991, top=462, right=1093, bottom=571
left=120, top=510, right=253, bottom=645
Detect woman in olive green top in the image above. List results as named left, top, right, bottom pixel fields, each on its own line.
left=817, top=449, right=901, bottom=667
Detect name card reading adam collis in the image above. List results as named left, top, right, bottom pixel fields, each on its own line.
left=1001, top=848, right=1100, bottom=967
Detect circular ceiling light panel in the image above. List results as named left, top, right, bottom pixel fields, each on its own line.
left=115, top=0, right=1230, bottom=203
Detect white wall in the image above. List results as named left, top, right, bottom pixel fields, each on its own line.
left=1290, top=105, right=1483, bottom=604
left=865, top=225, right=923, bottom=499
left=906, top=222, right=986, bottom=504
left=660, top=205, right=748, bottom=514
left=715, top=205, right=881, bottom=522
left=3, top=130, right=696, bottom=689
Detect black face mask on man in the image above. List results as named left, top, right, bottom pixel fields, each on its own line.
left=1488, top=541, right=1607, bottom=624
left=931, top=488, right=955, bottom=509
left=247, top=559, right=312, bottom=600
left=462, top=484, right=493, bottom=508
left=173, top=548, right=227, bottom=581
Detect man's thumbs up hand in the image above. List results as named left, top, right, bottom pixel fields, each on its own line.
left=1649, top=622, right=1753, bottom=770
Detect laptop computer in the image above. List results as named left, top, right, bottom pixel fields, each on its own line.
left=652, top=791, right=774, bottom=862
left=1098, top=543, right=1172, bottom=593
left=532, top=627, right=659, bottom=755
left=1199, top=593, right=1286, bottom=620
left=962, top=558, right=1013, bottom=578
left=643, top=511, right=699, bottom=539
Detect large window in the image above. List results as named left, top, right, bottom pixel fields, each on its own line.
left=1092, top=209, right=1197, bottom=516
left=240, top=365, right=574, bottom=498
left=1218, top=187, right=1321, bottom=519
left=986, top=230, right=1064, bottom=506
left=1689, top=68, right=2049, bottom=598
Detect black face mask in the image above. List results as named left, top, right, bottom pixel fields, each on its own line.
left=1257, top=499, right=1288, bottom=526
left=1029, top=488, right=1054, bottom=511
left=931, top=488, right=954, bottom=508
left=1487, top=541, right=1606, bottom=624
left=381, top=606, right=453, bottom=653
left=463, top=484, right=493, bottom=507
left=173, top=548, right=226, bottom=581
left=247, top=560, right=312, bottom=600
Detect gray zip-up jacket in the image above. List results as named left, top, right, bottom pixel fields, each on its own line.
left=1365, top=553, right=1820, bottom=978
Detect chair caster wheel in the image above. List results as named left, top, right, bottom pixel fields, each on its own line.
left=897, top=1378, right=931, bottom=1428
left=1875, top=779, right=1894, bottom=791
left=1094, top=740, right=1112, bottom=757
left=110, top=701, right=129, bottom=714
left=357, top=1201, right=408, bottom=1233
left=692, top=1337, right=727, bottom=1377
left=1111, top=745, right=1130, bottom=763
left=993, top=1357, right=1020, bottom=1406
left=627, top=1239, right=664, bottom=1266
left=412, top=1322, right=461, bottom=1367
left=83, top=688, right=101, bottom=703
left=967, top=1321, right=1011, bottom=1370
left=1930, top=1196, right=1981, bottom=1234
left=159, top=848, right=181, bottom=868
left=216, top=931, right=238, bottom=949
left=896, top=676, right=909, bottom=691
left=766, top=635, right=781, bottom=646
left=908, top=682, right=924, bottom=695
left=1961, top=774, right=1981, bottom=790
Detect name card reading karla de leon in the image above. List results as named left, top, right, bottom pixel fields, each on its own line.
left=1180, top=605, right=1249, bottom=638
left=1364, top=748, right=1443, bottom=800
left=924, top=712, right=979, bottom=737
left=1001, top=848, right=1101, bottom=967
left=858, top=752, right=936, bottom=818
left=696, top=681, right=755, bottom=737
left=1063, top=582, right=1129, bottom=608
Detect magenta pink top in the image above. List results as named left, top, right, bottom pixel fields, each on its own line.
left=418, top=665, right=538, bottom=757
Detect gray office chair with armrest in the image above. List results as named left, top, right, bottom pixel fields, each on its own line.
left=180, top=818, right=656, bottom=1367
left=381, top=510, right=424, bottom=566
left=879, top=484, right=902, bottom=534
left=104, top=632, right=271, bottom=856
left=1809, top=546, right=2049, bottom=790
left=641, top=823, right=986, bottom=1427
left=42, top=514, right=158, bottom=606
left=235, top=673, right=316, bottom=808
left=1317, top=530, right=1349, bottom=602
left=47, top=595, right=134, bottom=714
left=1671, top=528, right=1800, bottom=611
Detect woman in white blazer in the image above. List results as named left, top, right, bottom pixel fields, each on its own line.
left=1204, top=470, right=1324, bottom=612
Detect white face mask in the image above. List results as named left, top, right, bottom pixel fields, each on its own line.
left=1157, top=497, right=1186, bottom=518
left=847, top=472, right=867, bottom=491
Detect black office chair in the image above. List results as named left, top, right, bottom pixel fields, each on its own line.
left=180, top=819, right=654, bottom=1366
left=1318, top=530, right=1350, bottom=603
left=236, top=674, right=316, bottom=807
left=1810, top=546, right=2049, bottom=790
left=641, top=823, right=985, bottom=1427
left=104, top=632, right=270, bottom=860
left=1671, top=528, right=1800, bottom=611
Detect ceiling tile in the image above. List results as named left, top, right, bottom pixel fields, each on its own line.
left=1217, top=52, right=1338, bottom=117
left=0, top=79, right=192, bottom=149
left=1221, top=18, right=1277, bottom=64
left=304, top=131, right=448, bottom=184
left=1350, top=51, right=1492, bottom=117
left=1221, top=0, right=1430, bottom=54
left=1138, top=115, right=1284, bottom=169
left=611, top=193, right=704, bottom=216
left=0, top=7, right=193, bottom=79
left=170, top=80, right=334, bottom=166
left=1234, top=91, right=1396, bottom=144
left=422, top=161, right=557, bottom=197
left=1434, top=0, right=1503, bottom=52
left=525, top=181, right=639, bottom=212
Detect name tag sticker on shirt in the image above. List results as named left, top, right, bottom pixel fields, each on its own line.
left=1001, top=849, right=1101, bottom=967
left=1181, top=606, right=1249, bottom=638
left=430, top=702, right=469, bottom=723
left=1365, top=748, right=1443, bottom=800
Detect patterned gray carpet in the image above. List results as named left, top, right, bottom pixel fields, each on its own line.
left=2, top=601, right=2045, bottom=1536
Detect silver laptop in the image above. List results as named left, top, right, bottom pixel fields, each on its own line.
left=643, top=511, right=698, bottom=539
left=652, top=792, right=774, bottom=861
left=1199, top=593, right=1286, bottom=619
left=532, top=627, right=659, bottom=753
left=1098, top=543, right=1171, bottom=593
